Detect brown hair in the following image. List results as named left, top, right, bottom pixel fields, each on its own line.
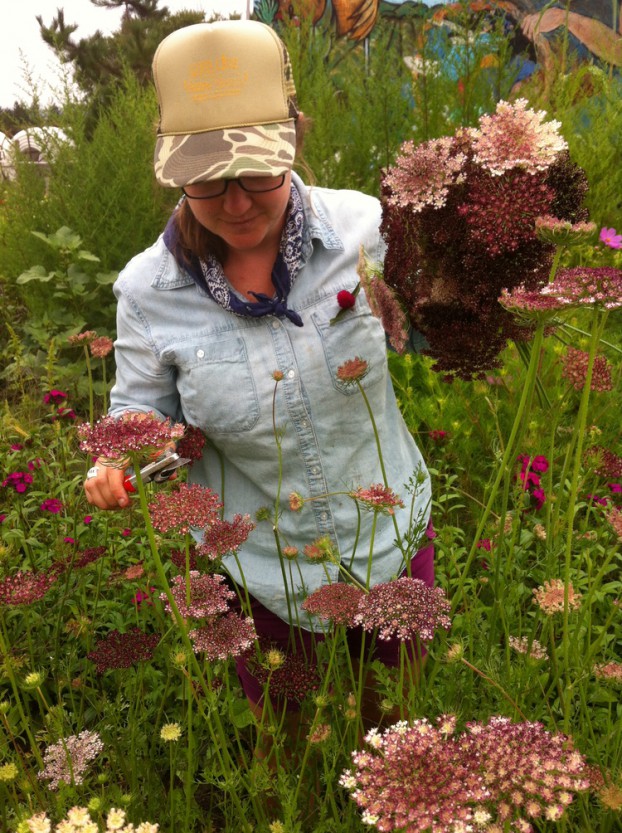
left=171, top=114, right=312, bottom=266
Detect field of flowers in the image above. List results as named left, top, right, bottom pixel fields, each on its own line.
left=1, top=21, right=622, bottom=833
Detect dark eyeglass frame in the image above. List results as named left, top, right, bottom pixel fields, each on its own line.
left=181, top=173, right=287, bottom=200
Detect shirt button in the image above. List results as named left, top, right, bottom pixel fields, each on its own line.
left=272, top=320, right=280, bottom=329
left=196, top=349, right=205, bottom=358
left=287, top=369, right=295, bottom=379
left=311, top=466, right=319, bottom=475
left=320, top=512, right=328, bottom=521
left=300, top=419, right=308, bottom=428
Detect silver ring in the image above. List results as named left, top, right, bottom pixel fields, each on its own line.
left=86, top=466, right=100, bottom=480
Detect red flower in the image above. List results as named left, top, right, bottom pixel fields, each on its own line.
left=337, top=289, right=357, bottom=309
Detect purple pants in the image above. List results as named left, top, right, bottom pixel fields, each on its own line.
left=231, top=524, right=435, bottom=706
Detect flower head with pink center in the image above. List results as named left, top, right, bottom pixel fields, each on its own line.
left=161, top=571, right=235, bottom=620
left=342, top=715, right=589, bottom=832
left=382, top=136, right=466, bottom=213
left=471, top=98, right=567, bottom=176
left=301, top=583, right=365, bottom=626
left=533, top=578, right=581, bottom=615
left=189, top=612, right=256, bottom=660
left=78, top=412, right=184, bottom=463
left=593, top=661, right=622, bottom=683
left=354, top=577, right=451, bottom=642
left=197, top=514, right=255, bottom=560
left=349, top=483, right=405, bottom=515
left=148, top=483, right=222, bottom=535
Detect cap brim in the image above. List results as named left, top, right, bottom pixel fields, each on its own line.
left=154, top=121, right=296, bottom=188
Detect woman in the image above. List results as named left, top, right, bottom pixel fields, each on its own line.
left=84, top=18, right=433, bottom=708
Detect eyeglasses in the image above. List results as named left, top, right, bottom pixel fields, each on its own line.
left=181, top=174, right=286, bottom=200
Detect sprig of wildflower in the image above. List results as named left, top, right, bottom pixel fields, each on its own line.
left=189, top=612, right=256, bottom=660
left=593, top=661, right=622, bottom=683
left=382, top=136, right=466, bottom=212
left=472, top=98, right=567, bottom=175
left=349, top=484, right=405, bottom=515
left=78, top=412, right=184, bottom=462
left=89, top=336, right=114, bottom=358
left=353, top=577, right=451, bottom=642
left=533, top=578, right=581, bottom=615
left=0, top=570, right=58, bottom=605
left=38, top=730, right=104, bottom=790
left=562, top=347, right=613, bottom=392
left=87, top=628, right=160, bottom=674
left=336, top=357, right=369, bottom=384
left=196, top=514, right=255, bottom=560
left=148, top=483, right=222, bottom=535
left=508, top=636, right=548, bottom=660
left=341, top=715, right=589, bottom=832
left=160, top=572, right=235, bottom=620
left=301, top=583, right=365, bottom=626
left=160, top=723, right=182, bottom=742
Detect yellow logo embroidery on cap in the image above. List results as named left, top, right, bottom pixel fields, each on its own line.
left=184, top=55, right=247, bottom=102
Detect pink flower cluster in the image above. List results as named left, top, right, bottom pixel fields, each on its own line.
left=349, top=484, right=405, bottom=515
left=87, top=628, right=160, bottom=674
left=341, top=715, right=590, bottom=832
left=161, top=571, right=234, bottom=620
left=189, top=612, right=256, bottom=661
left=517, top=454, right=548, bottom=511
left=2, top=471, right=34, bottom=493
left=353, top=577, right=451, bottom=642
left=0, top=570, right=58, bottom=605
left=197, top=513, right=255, bottom=560
left=562, top=348, right=613, bottom=392
left=148, top=483, right=222, bottom=535
left=380, top=98, right=588, bottom=379
left=78, top=412, right=185, bottom=461
left=38, top=730, right=104, bottom=790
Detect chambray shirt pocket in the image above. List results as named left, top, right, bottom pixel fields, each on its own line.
left=167, top=336, right=260, bottom=434
left=311, top=305, right=387, bottom=396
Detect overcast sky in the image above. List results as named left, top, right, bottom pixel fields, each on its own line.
left=0, top=0, right=250, bottom=109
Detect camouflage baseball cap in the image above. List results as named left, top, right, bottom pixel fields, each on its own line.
left=152, top=20, right=299, bottom=188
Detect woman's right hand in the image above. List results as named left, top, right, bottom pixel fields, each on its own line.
left=84, top=459, right=131, bottom=510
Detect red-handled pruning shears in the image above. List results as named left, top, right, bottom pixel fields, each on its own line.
left=123, top=452, right=191, bottom=493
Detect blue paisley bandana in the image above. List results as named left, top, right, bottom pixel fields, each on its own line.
left=164, top=183, right=305, bottom=327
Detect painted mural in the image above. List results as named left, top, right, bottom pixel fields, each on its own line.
left=255, top=1, right=622, bottom=87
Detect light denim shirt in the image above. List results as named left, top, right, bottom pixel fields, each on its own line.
left=110, top=172, right=432, bottom=627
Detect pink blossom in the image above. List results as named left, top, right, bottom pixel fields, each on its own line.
left=43, top=389, right=67, bottom=405
left=78, top=412, right=185, bottom=462
left=148, top=483, right=222, bottom=535
left=189, top=612, right=256, bottom=660
left=600, top=227, right=622, bottom=249
left=301, top=583, right=365, bottom=626
left=40, top=498, right=63, bottom=513
left=349, top=483, right=405, bottom=514
left=337, top=289, right=357, bottom=309
left=160, top=571, right=235, bottom=620
left=354, top=577, right=451, bottom=642
left=197, top=513, right=255, bottom=560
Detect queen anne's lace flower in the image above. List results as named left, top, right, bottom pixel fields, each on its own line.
left=354, top=577, right=451, bottom=642
left=78, top=412, right=184, bottom=462
left=472, top=98, right=567, bottom=176
left=382, top=136, right=466, bottom=212
left=341, top=715, right=589, bottom=832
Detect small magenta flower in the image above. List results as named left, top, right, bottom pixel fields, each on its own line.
left=83, top=515, right=93, bottom=525
left=429, top=429, right=449, bottom=443
left=43, top=389, right=67, bottom=405
left=2, top=471, right=34, bottom=493
left=40, top=498, right=63, bottom=513
left=54, top=406, right=76, bottom=421
left=600, top=227, right=622, bottom=249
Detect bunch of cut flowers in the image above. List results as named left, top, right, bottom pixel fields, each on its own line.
left=377, top=98, right=590, bottom=379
